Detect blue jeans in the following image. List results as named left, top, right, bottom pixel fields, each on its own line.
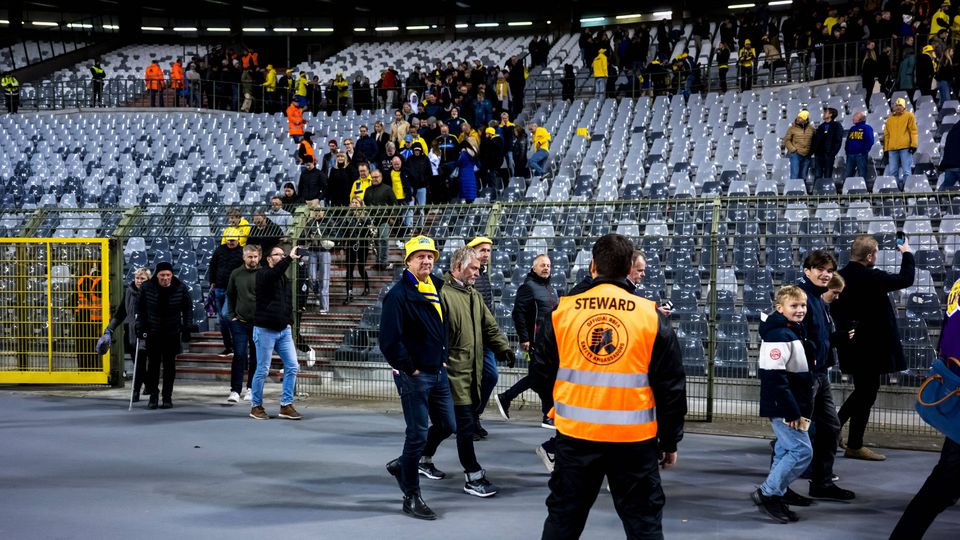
left=393, top=367, right=456, bottom=497
left=683, top=74, right=694, bottom=100
left=938, top=80, right=952, bottom=108
left=476, top=348, right=499, bottom=417
left=213, top=288, right=232, bottom=351
left=251, top=325, right=299, bottom=407
left=229, top=319, right=255, bottom=393
left=940, top=168, right=960, bottom=191
left=760, top=418, right=813, bottom=497
left=788, top=152, right=811, bottom=180
left=885, top=148, right=913, bottom=185
left=845, top=154, right=868, bottom=179
left=529, top=149, right=550, bottom=176
left=594, top=77, right=606, bottom=97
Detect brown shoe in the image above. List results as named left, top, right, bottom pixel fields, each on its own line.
left=844, top=447, right=886, bottom=461
left=278, top=404, right=302, bottom=420
left=249, top=406, right=269, bottom=420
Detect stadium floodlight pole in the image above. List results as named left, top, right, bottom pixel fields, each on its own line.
left=128, top=337, right=140, bottom=411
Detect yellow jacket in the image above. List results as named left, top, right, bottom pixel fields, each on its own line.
left=592, top=49, right=608, bottom=78
left=221, top=218, right=251, bottom=246
left=263, top=68, right=277, bottom=91
left=739, top=47, right=756, bottom=68
left=334, top=78, right=349, bottom=98
left=533, top=127, right=551, bottom=152
left=883, top=111, right=918, bottom=151
left=931, top=9, right=950, bottom=36
left=351, top=176, right=372, bottom=200
left=296, top=77, right=308, bottom=97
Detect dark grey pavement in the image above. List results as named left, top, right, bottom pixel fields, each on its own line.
left=0, top=386, right=957, bottom=539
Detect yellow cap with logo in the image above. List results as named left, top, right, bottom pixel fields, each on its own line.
left=467, top=236, right=494, bottom=248
left=404, top=235, right=440, bottom=261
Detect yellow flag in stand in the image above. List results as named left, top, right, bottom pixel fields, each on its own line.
left=576, top=127, right=589, bottom=138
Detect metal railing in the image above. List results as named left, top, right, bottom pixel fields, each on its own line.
left=7, top=188, right=955, bottom=438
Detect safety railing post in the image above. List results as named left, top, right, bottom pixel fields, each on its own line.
left=705, top=196, right=722, bottom=423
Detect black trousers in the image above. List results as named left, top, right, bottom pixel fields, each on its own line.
left=423, top=403, right=482, bottom=473
left=890, top=437, right=960, bottom=539
left=501, top=374, right=554, bottom=416
left=128, top=335, right=148, bottom=393
left=146, top=336, right=180, bottom=400
left=543, top=434, right=665, bottom=540
left=345, top=246, right=369, bottom=292
left=92, top=82, right=103, bottom=106
left=809, top=371, right=841, bottom=487
left=718, top=67, right=728, bottom=93
left=838, top=373, right=881, bottom=449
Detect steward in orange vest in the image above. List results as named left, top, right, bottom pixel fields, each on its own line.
left=76, top=273, right=104, bottom=370
left=286, top=100, right=305, bottom=140
left=170, top=59, right=185, bottom=107
left=532, top=233, right=686, bottom=539
left=144, top=61, right=165, bottom=107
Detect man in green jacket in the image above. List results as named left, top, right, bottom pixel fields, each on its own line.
left=418, top=246, right=516, bottom=498
left=226, top=244, right=261, bottom=404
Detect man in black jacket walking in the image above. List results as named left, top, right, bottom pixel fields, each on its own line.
left=208, top=236, right=244, bottom=357
left=494, top=255, right=559, bottom=426
left=136, top=262, right=194, bottom=410
left=382, top=236, right=456, bottom=521
left=249, top=245, right=302, bottom=421
left=832, top=234, right=915, bottom=461
left=813, top=107, right=844, bottom=180
left=298, top=156, right=327, bottom=205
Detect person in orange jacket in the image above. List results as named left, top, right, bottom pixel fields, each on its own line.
left=286, top=100, right=306, bottom=143
left=170, top=58, right=185, bottom=107
left=145, top=60, right=165, bottom=107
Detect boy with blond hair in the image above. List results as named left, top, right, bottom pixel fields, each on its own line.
left=752, top=286, right=815, bottom=524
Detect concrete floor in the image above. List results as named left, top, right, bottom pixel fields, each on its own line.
left=1, top=385, right=957, bottom=540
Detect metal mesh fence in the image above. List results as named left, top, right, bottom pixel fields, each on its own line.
left=13, top=192, right=953, bottom=435
left=0, top=239, right=110, bottom=384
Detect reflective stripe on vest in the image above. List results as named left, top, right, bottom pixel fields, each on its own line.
left=77, top=275, right=103, bottom=322
left=552, top=283, right=659, bottom=443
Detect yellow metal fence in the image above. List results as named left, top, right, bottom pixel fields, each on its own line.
left=0, top=239, right=110, bottom=384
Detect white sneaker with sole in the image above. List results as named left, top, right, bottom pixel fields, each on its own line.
left=243, top=388, right=252, bottom=401
left=535, top=445, right=555, bottom=473
left=227, top=391, right=240, bottom=404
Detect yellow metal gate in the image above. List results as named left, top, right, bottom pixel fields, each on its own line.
left=0, top=239, right=110, bottom=384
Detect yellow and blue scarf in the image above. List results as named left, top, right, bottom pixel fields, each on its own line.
left=407, top=270, right=442, bottom=320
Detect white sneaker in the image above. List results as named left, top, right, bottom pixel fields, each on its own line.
left=243, top=388, right=252, bottom=401
left=535, top=445, right=555, bottom=473
left=227, top=391, right=240, bottom=404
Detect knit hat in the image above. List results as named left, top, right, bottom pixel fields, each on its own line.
left=404, top=236, right=440, bottom=262
left=467, top=236, right=494, bottom=248
left=155, top=261, right=174, bottom=274
left=797, top=110, right=809, bottom=121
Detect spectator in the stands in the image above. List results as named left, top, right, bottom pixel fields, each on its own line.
left=246, top=211, right=284, bottom=255
left=356, top=125, right=379, bottom=170
left=844, top=111, right=874, bottom=180
left=342, top=197, right=372, bottom=304
left=884, top=97, right=918, bottom=186
left=813, top=107, right=844, bottom=180
left=479, top=127, right=505, bottom=198
left=297, top=132, right=315, bottom=166
left=208, top=235, right=244, bottom=357
left=938, top=121, right=960, bottom=191
left=528, top=123, right=551, bottom=177
left=592, top=48, right=609, bottom=98
left=917, top=45, right=938, bottom=97
left=280, top=183, right=299, bottom=206
left=267, top=196, right=293, bottom=234
left=321, top=139, right=340, bottom=175
left=221, top=207, right=251, bottom=246
left=363, top=169, right=397, bottom=270
left=456, top=137, right=481, bottom=204
left=861, top=41, right=879, bottom=107
left=298, top=156, right=326, bottom=206
left=783, top=110, right=814, bottom=180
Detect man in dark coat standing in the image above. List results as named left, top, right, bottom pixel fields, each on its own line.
left=136, top=261, right=194, bottom=410
left=812, top=107, right=844, bottom=180
left=831, top=234, right=914, bottom=461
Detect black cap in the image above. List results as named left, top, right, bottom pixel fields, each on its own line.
left=155, top=261, right=174, bottom=274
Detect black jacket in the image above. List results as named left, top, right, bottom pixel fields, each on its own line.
left=298, top=167, right=327, bottom=202
left=475, top=265, right=494, bottom=312
left=254, top=256, right=293, bottom=331
left=831, top=253, right=915, bottom=375
left=813, top=120, right=844, bottom=158
left=404, top=152, right=433, bottom=189
left=327, top=165, right=355, bottom=206
left=246, top=219, right=284, bottom=256
left=796, top=275, right=833, bottom=372
left=941, top=122, right=960, bottom=171
left=136, top=276, right=193, bottom=338
left=207, top=243, right=244, bottom=289
left=530, top=277, right=686, bottom=452
left=512, top=271, right=560, bottom=344
left=479, top=135, right=505, bottom=171
left=106, top=282, right=141, bottom=343
left=379, top=271, right=449, bottom=375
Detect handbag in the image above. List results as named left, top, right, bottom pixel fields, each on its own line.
left=915, top=357, right=960, bottom=443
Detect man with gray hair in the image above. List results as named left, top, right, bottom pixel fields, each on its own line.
left=844, top=110, right=874, bottom=179
left=417, top=246, right=516, bottom=497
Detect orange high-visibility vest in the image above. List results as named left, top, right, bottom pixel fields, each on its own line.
left=170, top=62, right=185, bottom=89
left=287, top=103, right=305, bottom=136
left=77, top=275, right=103, bottom=323
left=551, top=283, right=659, bottom=443
left=145, top=63, right=165, bottom=91
left=298, top=139, right=315, bottom=163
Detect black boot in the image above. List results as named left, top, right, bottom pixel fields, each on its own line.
left=160, top=397, right=173, bottom=409
left=362, top=284, right=370, bottom=296
left=147, top=394, right=159, bottom=410
left=132, top=389, right=141, bottom=402
left=402, top=493, right=437, bottom=520
left=343, top=292, right=352, bottom=306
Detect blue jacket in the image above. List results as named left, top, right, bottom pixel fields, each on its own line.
left=379, top=271, right=448, bottom=375
left=797, top=275, right=833, bottom=372
left=457, top=149, right=479, bottom=202
left=758, top=312, right=814, bottom=421
left=845, top=120, right=875, bottom=156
